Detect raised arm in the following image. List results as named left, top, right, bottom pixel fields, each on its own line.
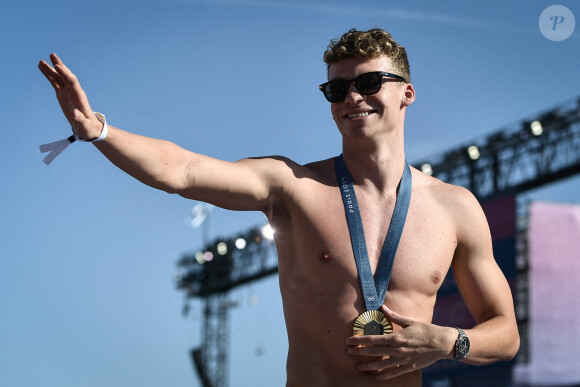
left=38, top=53, right=285, bottom=212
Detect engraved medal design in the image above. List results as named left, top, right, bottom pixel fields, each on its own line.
left=353, top=310, right=394, bottom=336
left=335, top=154, right=412, bottom=336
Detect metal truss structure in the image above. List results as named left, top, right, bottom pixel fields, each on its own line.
left=176, top=227, right=277, bottom=387
left=413, top=97, right=580, bottom=200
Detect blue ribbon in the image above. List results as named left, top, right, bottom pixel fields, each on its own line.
left=335, top=154, right=412, bottom=311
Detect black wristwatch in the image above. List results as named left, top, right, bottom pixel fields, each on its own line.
left=453, top=328, right=470, bottom=360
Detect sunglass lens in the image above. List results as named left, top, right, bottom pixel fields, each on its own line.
left=355, top=73, right=382, bottom=95
left=324, top=80, right=349, bottom=103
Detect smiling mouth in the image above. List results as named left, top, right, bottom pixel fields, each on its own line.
left=346, top=111, right=374, bottom=118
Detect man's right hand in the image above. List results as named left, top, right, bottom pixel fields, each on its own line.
left=38, top=53, right=104, bottom=140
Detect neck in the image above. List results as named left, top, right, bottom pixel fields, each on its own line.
left=341, top=134, right=406, bottom=194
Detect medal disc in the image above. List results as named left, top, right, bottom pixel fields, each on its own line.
left=353, top=310, right=394, bottom=336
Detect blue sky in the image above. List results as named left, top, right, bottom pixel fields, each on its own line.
left=1, top=1, right=579, bottom=386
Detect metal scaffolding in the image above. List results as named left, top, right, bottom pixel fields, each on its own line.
left=413, top=97, right=580, bottom=200
left=176, top=226, right=277, bottom=387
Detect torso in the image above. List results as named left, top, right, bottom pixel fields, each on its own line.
left=266, top=157, right=459, bottom=387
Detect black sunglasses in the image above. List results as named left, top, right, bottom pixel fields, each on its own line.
left=319, top=71, right=407, bottom=103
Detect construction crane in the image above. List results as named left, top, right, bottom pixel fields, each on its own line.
left=175, top=97, right=580, bottom=387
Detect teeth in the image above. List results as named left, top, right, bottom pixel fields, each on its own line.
left=347, top=112, right=370, bottom=118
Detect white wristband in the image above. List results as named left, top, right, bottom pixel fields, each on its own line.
left=75, top=112, right=108, bottom=142
left=39, top=112, right=108, bottom=165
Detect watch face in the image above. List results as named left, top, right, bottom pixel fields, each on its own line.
left=457, top=336, right=470, bottom=358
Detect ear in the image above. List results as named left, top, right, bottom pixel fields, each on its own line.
left=401, top=83, right=415, bottom=107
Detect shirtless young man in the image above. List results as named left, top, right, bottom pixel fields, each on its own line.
left=39, top=28, right=519, bottom=386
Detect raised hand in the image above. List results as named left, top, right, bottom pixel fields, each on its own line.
left=38, top=53, right=103, bottom=141
left=346, top=305, right=456, bottom=380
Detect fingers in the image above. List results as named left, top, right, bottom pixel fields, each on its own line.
left=375, top=363, right=419, bottom=380
left=49, top=52, right=61, bottom=66
left=381, top=305, right=414, bottom=328
left=358, top=356, right=400, bottom=371
left=38, top=59, right=64, bottom=89
left=38, top=53, right=76, bottom=89
left=38, top=53, right=79, bottom=90
left=50, top=53, right=80, bottom=88
left=346, top=334, right=390, bottom=347
left=40, top=53, right=95, bottom=121
left=348, top=344, right=401, bottom=357
left=356, top=356, right=419, bottom=380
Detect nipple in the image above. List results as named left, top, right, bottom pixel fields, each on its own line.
left=431, top=270, right=442, bottom=284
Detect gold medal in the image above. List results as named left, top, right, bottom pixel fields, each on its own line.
left=353, top=310, right=394, bottom=336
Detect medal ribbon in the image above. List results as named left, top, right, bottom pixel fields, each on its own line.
left=335, top=154, right=412, bottom=311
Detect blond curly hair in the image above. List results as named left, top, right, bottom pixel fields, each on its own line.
left=323, top=28, right=410, bottom=82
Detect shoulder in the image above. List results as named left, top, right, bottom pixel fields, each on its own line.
left=236, top=155, right=339, bottom=206
left=239, top=155, right=336, bottom=183
left=410, top=167, right=477, bottom=209
left=241, top=155, right=338, bottom=221
left=410, top=167, right=488, bottom=244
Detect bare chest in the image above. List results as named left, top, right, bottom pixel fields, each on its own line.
left=274, top=182, right=457, bottom=302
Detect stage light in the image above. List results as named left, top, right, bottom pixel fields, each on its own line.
left=195, top=251, right=205, bottom=264
left=467, top=145, right=480, bottom=160
left=530, top=120, right=543, bottom=136
left=204, top=251, right=214, bottom=262
left=261, top=224, right=274, bottom=240
left=216, top=242, right=228, bottom=255
left=421, top=163, right=433, bottom=176
left=235, top=237, right=247, bottom=250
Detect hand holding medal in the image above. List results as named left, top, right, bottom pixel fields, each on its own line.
left=346, top=305, right=461, bottom=380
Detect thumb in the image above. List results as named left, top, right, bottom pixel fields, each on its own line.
left=70, top=109, right=100, bottom=140
left=73, top=108, right=89, bottom=123
left=381, top=305, right=414, bottom=328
